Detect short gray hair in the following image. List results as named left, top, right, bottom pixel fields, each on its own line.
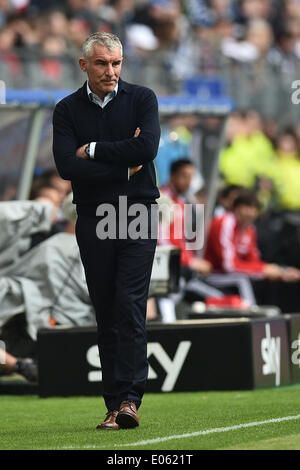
left=82, top=32, right=123, bottom=58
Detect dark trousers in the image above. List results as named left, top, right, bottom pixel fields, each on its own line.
left=75, top=204, right=157, bottom=411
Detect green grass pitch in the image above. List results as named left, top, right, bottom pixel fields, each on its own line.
left=1, top=385, right=300, bottom=450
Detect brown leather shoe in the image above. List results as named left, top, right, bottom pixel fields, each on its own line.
left=96, top=410, right=119, bottom=430
left=116, top=401, right=139, bottom=429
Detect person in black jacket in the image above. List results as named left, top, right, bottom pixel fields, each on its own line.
left=52, top=31, right=161, bottom=430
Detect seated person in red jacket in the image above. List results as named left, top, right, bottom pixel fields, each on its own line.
left=160, top=158, right=212, bottom=275
left=205, top=191, right=300, bottom=282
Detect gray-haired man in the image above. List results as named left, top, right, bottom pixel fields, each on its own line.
left=53, top=32, right=161, bottom=430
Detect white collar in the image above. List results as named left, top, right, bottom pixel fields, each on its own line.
left=87, top=81, right=118, bottom=101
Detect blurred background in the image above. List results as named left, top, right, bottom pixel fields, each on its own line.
left=0, top=0, right=300, bottom=188
left=1, top=0, right=300, bottom=194
left=1, top=0, right=300, bottom=329
left=0, top=0, right=299, bottom=108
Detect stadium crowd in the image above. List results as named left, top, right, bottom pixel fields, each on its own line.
left=0, top=0, right=300, bottom=120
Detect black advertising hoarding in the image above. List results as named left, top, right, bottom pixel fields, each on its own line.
left=146, top=320, right=253, bottom=392
left=37, top=317, right=295, bottom=398
left=251, top=318, right=290, bottom=388
left=37, top=319, right=253, bottom=397
left=38, top=326, right=101, bottom=397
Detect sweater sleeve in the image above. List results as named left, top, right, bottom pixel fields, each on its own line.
left=93, top=88, right=161, bottom=167
left=52, top=101, right=128, bottom=182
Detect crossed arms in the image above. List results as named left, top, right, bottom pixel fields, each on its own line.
left=52, top=89, right=160, bottom=182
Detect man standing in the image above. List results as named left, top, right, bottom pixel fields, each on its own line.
left=52, top=32, right=160, bottom=430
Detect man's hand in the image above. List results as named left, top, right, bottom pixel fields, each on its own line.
left=76, top=144, right=89, bottom=159
left=130, top=165, right=143, bottom=176
left=263, top=264, right=283, bottom=281
left=129, top=127, right=143, bottom=176
left=190, top=258, right=212, bottom=275
left=281, top=267, right=300, bottom=282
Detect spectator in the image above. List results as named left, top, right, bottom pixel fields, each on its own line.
left=0, top=1, right=9, bottom=28
left=68, top=16, right=91, bottom=63
left=185, top=0, right=234, bottom=28
left=47, top=9, right=69, bottom=39
left=39, top=168, right=71, bottom=205
left=220, top=110, right=275, bottom=191
left=109, top=0, right=136, bottom=41
left=37, top=34, right=76, bottom=88
left=219, top=111, right=256, bottom=188
left=284, top=0, right=300, bottom=19
left=214, top=184, right=243, bottom=216
left=204, top=190, right=300, bottom=305
left=32, top=185, right=61, bottom=223
left=0, top=25, right=23, bottom=86
left=132, top=0, right=181, bottom=47
left=238, top=0, right=274, bottom=23
left=155, top=116, right=199, bottom=187
left=245, top=109, right=274, bottom=162
left=222, top=18, right=274, bottom=62
left=29, top=173, right=71, bottom=246
left=9, top=16, right=41, bottom=49
left=244, top=109, right=276, bottom=208
left=271, top=25, right=298, bottom=72
left=65, top=0, right=86, bottom=17
left=271, top=128, right=300, bottom=211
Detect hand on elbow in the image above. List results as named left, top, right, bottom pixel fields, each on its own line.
left=130, top=165, right=143, bottom=176
left=76, top=144, right=89, bottom=159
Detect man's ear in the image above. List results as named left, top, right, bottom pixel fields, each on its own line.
left=79, top=57, right=87, bottom=72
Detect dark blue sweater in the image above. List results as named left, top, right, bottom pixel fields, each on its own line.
left=52, top=78, right=161, bottom=205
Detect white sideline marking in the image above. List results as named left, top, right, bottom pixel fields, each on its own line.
left=59, top=413, right=300, bottom=449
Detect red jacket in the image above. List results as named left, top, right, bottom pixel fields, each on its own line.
left=159, top=183, right=196, bottom=267
left=204, top=212, right=266, bottom=274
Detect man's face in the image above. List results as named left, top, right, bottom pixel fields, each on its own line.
left=242, top=0, right=270, bottom=18
left=171, top=165, right=194, bottom=194
left=234, top=204, right=258, bottom=229
left=50, top=175, right=71, bottom=203
left=79, top=44, right=123, bottom=99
